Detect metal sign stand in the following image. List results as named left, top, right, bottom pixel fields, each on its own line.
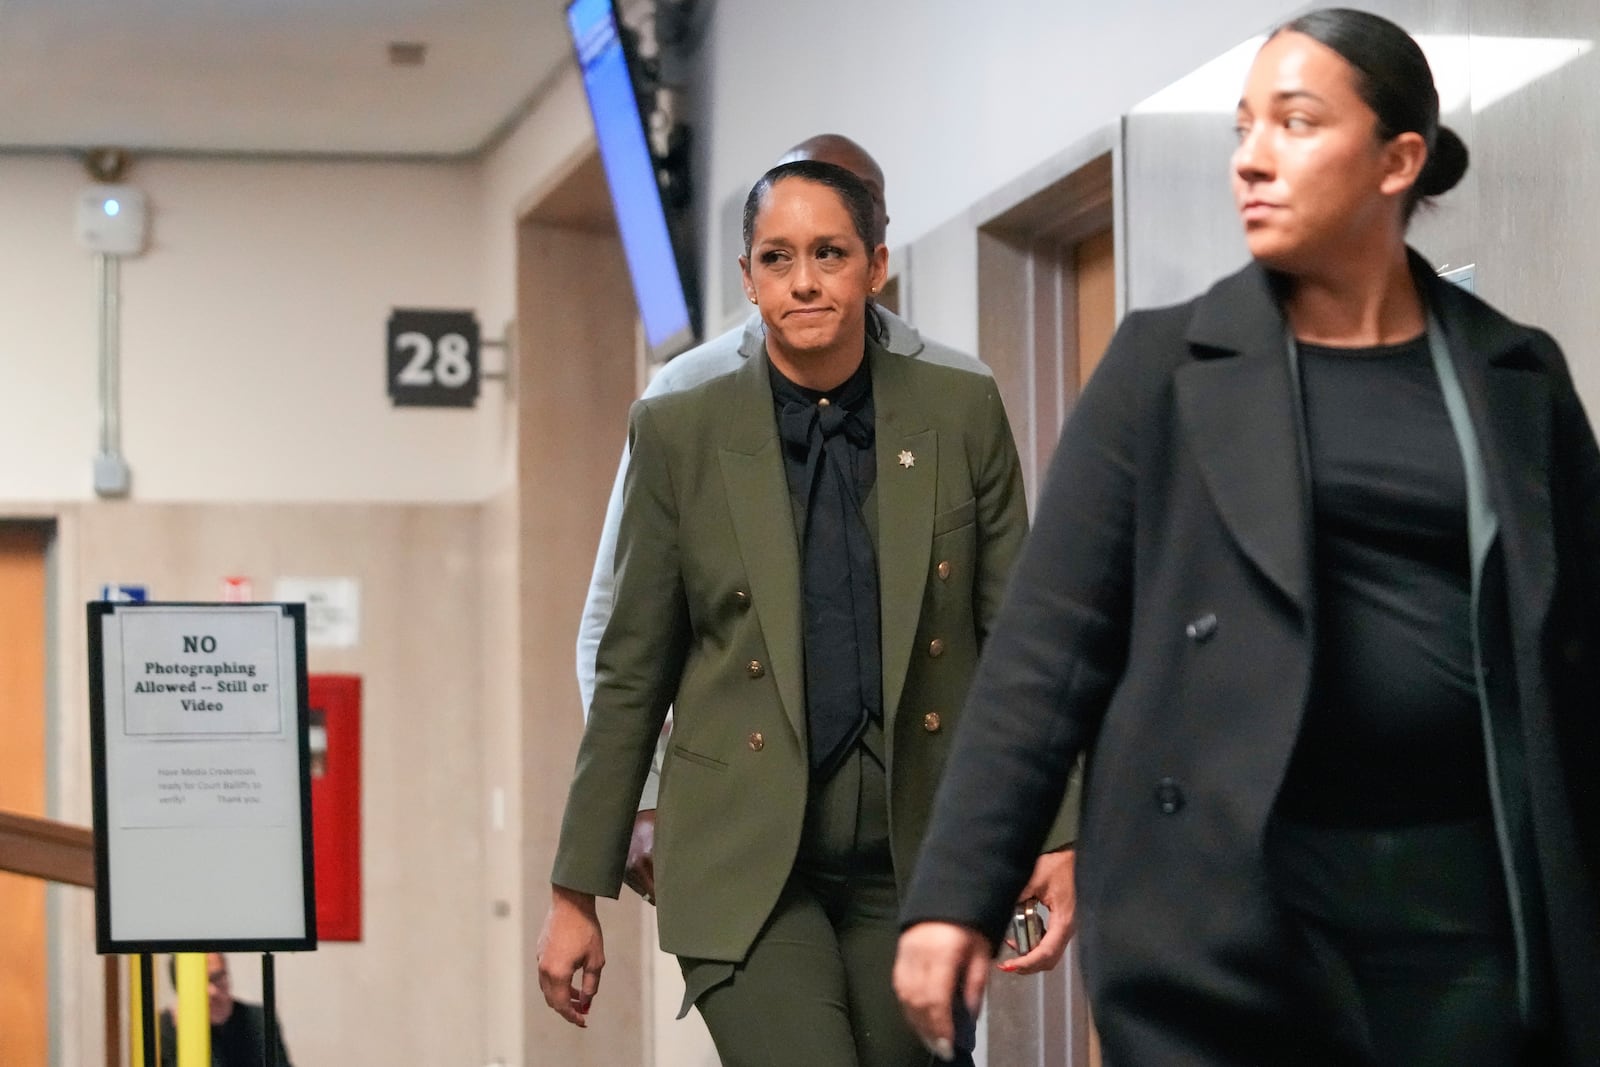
left=261, top=952, right=278, bottom=1067
left=138, top=954, right=156, bottom=1065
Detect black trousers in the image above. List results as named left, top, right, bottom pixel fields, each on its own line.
left=1266, top=816, right=1546, bottom=1066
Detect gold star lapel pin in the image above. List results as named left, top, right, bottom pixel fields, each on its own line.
left=898, top=449, right=916, bottom=469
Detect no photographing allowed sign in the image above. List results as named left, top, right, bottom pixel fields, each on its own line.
left=88, top=602, right=316, bottom=954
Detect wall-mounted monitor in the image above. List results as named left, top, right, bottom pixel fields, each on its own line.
left=566, top=0, right=698, bottom=360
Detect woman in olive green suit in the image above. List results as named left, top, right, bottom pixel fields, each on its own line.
left=537, top=161, right=1076, bottom=1067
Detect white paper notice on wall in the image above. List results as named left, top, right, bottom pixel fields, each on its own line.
left=273, top=577, right=361, bottom=648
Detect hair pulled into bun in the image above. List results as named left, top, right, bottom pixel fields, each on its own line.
left=1417, top=125, right=1469, bottom=198
left=1276, top=8, right=1470, bottom=219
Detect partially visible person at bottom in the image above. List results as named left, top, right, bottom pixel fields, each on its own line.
left=896, top=8, right=1600, bottom=1066
left=160, top=953, right=293, bottom=1067
left=539, top=160, right=1078, bottom=1067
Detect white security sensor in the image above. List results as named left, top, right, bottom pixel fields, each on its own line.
left=76, top=185, right=148, bottom=256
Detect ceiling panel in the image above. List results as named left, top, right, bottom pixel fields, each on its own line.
left=0, top=0, right=577, bottom=156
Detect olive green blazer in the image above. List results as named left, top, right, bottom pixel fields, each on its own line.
left=552, top=339, right=1075, bottom=963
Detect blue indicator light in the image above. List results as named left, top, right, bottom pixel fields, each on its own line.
left=104, top=199, right=121, bottom=217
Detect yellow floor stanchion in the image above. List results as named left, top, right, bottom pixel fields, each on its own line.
left=175, top=952, right=212, bottom=1067
left=130, top=954, right=157, bottom=1067
left=128, top=956, right=144, bottom=1067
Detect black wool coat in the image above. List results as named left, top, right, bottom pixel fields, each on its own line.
left=902, top=253, right=1600, bottom=1065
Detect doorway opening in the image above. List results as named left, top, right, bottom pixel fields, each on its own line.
left=977, top=151, right=1118, bottom=502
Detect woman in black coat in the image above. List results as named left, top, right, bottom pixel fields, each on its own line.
left=895, top=9, right=1600, bottom=1066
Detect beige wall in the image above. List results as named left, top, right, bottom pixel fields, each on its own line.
left=692, top=0, right=1308, bottom=331
left=479, top=484, right=525, bottom=1067
left=48, top=501, right=489, bottom=1065
left=0, top=154, right=499, bottom=503
left=513, top=160, right=650, bottom=1066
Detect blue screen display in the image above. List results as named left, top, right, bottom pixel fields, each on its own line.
left=567, top=0, right=694, bottom=354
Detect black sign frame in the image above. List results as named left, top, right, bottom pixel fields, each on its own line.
left=88, top=601, right=317, bottom=955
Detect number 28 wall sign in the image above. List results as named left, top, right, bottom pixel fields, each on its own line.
left=387, top=309, right=480, bottom=408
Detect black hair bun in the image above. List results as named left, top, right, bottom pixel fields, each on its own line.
left=1419, top=126, right=1469, bottom=197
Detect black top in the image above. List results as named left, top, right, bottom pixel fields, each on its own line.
left=1275, top=334, right=1492, bottom=826
left=159, top=1002, right=293, bottom=1067
left=769, top=357, right=878, bottom=519
left=770, top=355, right=882, bottom=778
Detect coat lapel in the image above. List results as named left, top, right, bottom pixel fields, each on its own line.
left=718, top=354, right=806, bottom=745
left=1422, top=261, right=1556, bottom=631
left=1478, top=366, right=1555, bottom=617
left=870, top=344, right=937, bottom=728
left=1175, top=263, right=1313, bottom=614
left=1171, top=253, right=1557, bottom=627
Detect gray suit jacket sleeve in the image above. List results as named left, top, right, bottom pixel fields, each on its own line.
left=874, top=305, right=992, bottom=378
left=576, top=442, right=629, bottom=717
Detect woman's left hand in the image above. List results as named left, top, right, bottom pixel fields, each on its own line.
left=1000, top=849, right=1077, bottom=974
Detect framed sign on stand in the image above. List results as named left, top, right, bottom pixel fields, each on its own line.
left=88, top=601, right=315, bottom=1067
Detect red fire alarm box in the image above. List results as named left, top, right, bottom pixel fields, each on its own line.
left=308, top=674, right=362, bottom=941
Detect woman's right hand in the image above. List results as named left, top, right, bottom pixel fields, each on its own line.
left=894, top=921, right=992, bottom=1061
left=537, top=886, right=606, bottom=1026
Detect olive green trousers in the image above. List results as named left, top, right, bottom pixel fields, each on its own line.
left=679, top=734, right=958, bottom=1067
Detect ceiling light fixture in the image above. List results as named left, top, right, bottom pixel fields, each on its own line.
left=1132, top=34, right=1595, bottom=116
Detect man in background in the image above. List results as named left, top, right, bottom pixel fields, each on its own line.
left=160, top=953, right=293, bottom=1067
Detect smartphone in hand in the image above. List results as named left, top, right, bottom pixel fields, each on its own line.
left=1010, top=900, right=1046, bottom=955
